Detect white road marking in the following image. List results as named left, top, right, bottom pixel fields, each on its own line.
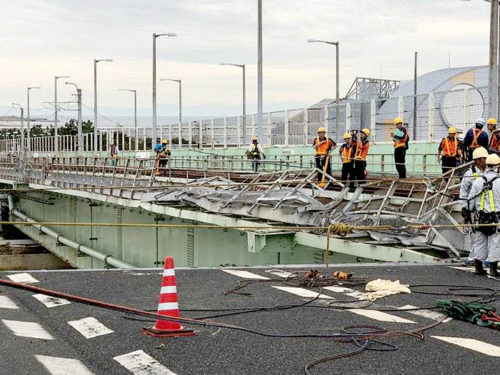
left=114, top=350, right=176, bottom=375
left=32, top=294, right=71, bottom=308
left=272, top=286, right=333, bottom=299
left=0, top=295, right=19, bottom=309
left=67, top=317, right=113, bottom=339
left=35, top=355, right=94, bottom=375
left=399, top=304, right=451, bottom=323
left=7, top=273, right=39, bottom=284
left=323, top=286, right=364, bottom=299
left=449, top=266, right=474, bottom=273
left=348, top=309, right=416, bottom=323
left=1, top=319, right=54, bottom=339
left=266, top=269, right=294, bottom=278
left=222, top=270, right=269, bottom=279
left=432, top=336, right=500, bottom=357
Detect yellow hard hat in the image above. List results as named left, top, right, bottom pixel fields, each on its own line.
left=343, top=133, right=351, bottom=139
left=448, top=127, right=457, bottom=134
left=317, top=127, right=326, bottom=133
left=161, top=139, right=168, bottom=144
left=486, top=153, right=500, bottom=166
left=394, top=117, right=403, bottom=125
left=472, top=147, right=488, bottom=160
left=361, top=128, right=370, bottom=136
left=252, top=136, right=258, bottom=141
left=488, top=118, right=497, bottom=125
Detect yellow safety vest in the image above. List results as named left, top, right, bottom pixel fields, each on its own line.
left=480, top=189, right=496, bottom=211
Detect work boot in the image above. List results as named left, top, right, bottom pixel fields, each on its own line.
left=490, top=262, right=499, bottom=277
left=475, top=261, right=487, bottom=276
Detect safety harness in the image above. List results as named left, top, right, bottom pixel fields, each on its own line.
left=470, top=128, right=483, bottom=149
left=341, top=144, right=354, bottom=163
left=476, top=175, right=499, bottom=235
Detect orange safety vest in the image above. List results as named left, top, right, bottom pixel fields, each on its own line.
left=314, top=138, right=334, bottom=156
left=490, top=130, right=500, bottom=151
left=471, top=128, right=483, bottom=149
left=393, top=129, right=408, bottom=149
left=355, top=140, right=369, bottom=160
left=441, top=137, right=458, bottom=157
left=341, top=145, right=354, bottom=163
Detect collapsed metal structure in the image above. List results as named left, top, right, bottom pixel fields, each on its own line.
left=0, top=154, right=468, bottom=260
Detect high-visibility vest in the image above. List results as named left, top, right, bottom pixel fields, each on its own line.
left=480, top=189, right=496, bottom=211
left=341, top=145, right=354, bottom=163
left=393, top=128, right=408, bottom=149
left=441, top=137, right=458, bottom=157
left=471, top=128, right=483, bottom=149
left=354, top=140, right=369, bottom=160
left=490, top=130, right=500, bottom=151
left=251, top=144, right=260, bottom=157
left=314, top=138, right=334, bottom=156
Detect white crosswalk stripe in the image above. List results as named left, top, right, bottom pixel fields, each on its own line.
left=266, top=269, right=294, bottom=278
left=0, top=295, right=19, bottom=309
left=222, top=270, right=269, bottom=279
left=432, top=336, right=500, bottom=357
left=322, top=286, right=364, bottom=299
left=272, top=286, right=333, bottom=299
left=67, top=317, right=113, bottom=339
left=348, top=309, right=416, bottom=323
left=7, top=273, right=39, bottom=284
left=398, top=305, right=451, bottom=322
left=1, top=319, right=54, bottom=339
left=114, top=350, right=176, bottom=375
left=32, top=294, right=71, bottom=308
left=35, top=355, right=94, bottom=375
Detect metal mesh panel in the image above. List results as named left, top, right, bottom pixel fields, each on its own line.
left=226, top=116, right=239, bottom=146
left=270, top=111, right=285, bottom=146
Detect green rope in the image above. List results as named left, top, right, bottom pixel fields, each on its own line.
left=436, top=300, right=500, bottom=329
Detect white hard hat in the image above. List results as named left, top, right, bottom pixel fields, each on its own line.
left=476, top=118, right=486, bottom=128
left=486, top=153, right=500, bottom=166
left=472, top=147, right=488, bottom=160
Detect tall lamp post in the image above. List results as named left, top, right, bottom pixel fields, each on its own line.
left=308, top=39, right=340, bottom=141
left=160, top=79, right=182, bottom=124
left=152, top=32, right=177, bottom=146
left=66, top=82, right=82, bottom=152
left=220, top=62, right=246, bottom=142
left=257, top=0, right=263, bottom=141
left=93, top=58, right=113, bottom=153
left=27, top=86, right=41, bottom=151
left=54, top=75, right=70, bottom=152
left=118, top=89, right=137, bottom=151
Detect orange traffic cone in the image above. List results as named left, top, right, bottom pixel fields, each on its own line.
left=142, top=256, right=195, bottom=337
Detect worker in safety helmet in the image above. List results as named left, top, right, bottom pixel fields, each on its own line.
left=354, top=128, right=370, bottom=185
left=312, top=127, right=336, bottom=182
left=246, top=136, right=266, bottom=172
left=338, top=133, right=356, bottom=189
left=391, top=117, right=409, bottom=179
left=487, top=118, right=500, bottom=155
left=463, top=118, right=489, bottom=162
left=468, top=153, right=500, bottom=277
left=437, top=127, right=462, bottom=175
left=459, top=147, right=488, bottom=266
left=109, top=143, right=119, bottom=167
left=154, top=139, right=171, bottom=176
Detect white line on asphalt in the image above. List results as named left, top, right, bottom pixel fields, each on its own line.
left=348, top=309, right=416, bottom=323
left=35, top=355, right=94, bottom=375
left=67, top=317, right=114, bottom=339
left=399, top=304, right=451, bottom=323
left=449, top=267, right=474, bottom=273
left=32, top=294, right=71, bottom=308
left=222, top=270, right=269, bottom=279
left=1, top=319, right=54, bottom=339
left=114, top=350, right=177, bottom=375
left=265, top=269, right=294, bottom=278
left=323, top=286, right=364, bottom=299
left=0, top=295, right=19, bottom=309
left=272, top=286, right=334, bottom=299
left=432, top=336, right=500, bottom=357
left=7, top=273, right=39, bottom=284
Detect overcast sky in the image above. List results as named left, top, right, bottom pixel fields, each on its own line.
left=0, top=0, right=492, bottom=120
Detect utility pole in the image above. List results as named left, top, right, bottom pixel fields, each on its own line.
left=413, top=52, right=418, bottom=141
left=257, top=0, right=263, bottom=141
left=490, top=0, right=499, bottom=119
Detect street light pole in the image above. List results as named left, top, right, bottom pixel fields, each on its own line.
left=118, top=89, right=137, bottom=151
left=490, top=0, right=499, bottom=118
left=66, top=82, right=82, bottom=152
left=152, top=32, right=177, bottom=147
left=27, top=86, right=41, bottom=151
left=93, top=59, right=113, bottom=153
left=160, top=78, right=182, bottom=124
left=54, top=75, right=69, bottom=152
left=308, top=39, right=340, bottom=141
left=12, top=103, right=24, bottom=149
left=257, top=0, right=263, bottom=141
left=220, top=63, right=246, bottom=141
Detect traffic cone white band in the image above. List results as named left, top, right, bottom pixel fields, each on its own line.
left=160, top=286, right=177, bottom=294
